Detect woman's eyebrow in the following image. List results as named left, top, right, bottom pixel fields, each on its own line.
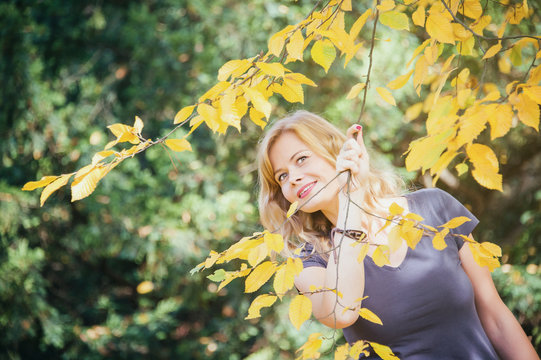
left=273, top=150, right=307, bottom=176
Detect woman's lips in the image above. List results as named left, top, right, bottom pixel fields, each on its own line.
left=297, top=181, right=317, bottom=199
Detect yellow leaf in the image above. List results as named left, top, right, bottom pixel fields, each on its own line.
left=248, top=243, right=268, bottom=267
left=407, top=39, right=430, bottom=68
left=174, top=105, right=196, bottom=125
left=350, top=340, right=369, bottom=359
left=22, top=176, right=58, bottom=191
left=387, top=70, right=414, bottom=90
left=107, top=123, right=133, bottom=138
left=249, top=107, right=267, bottom=129
left=346, top=83, right=366, bottom=100
left=245, top=294, right=277, bottom=320
left=311, top=39, right=336, bottom=73
left=370, top=342, right=400, bottom=360
left=400, top=222, right=424, bottom=249
left=482, top=42, right=502, bottom=60
left=165, top=138, right=192, bottom=152
left=357, top=243, right=370, bottom=263
left=480, top=242, right=502, bottom=257
left=405, top=102, right=423, bottom=121
left=273, top=264, right=295, bottom=298
left=426, top=12, right=456, bottom=44
left=456, top=106, right=488, bottom=146
left=471, top=15, right=492, bottom=34
left=350, top=9, right=372, bottom=40
left=513, top=93, right=540, bottom=130
left=467, top=143, right=503, bottom=191
left=277, top=79, right=304, bottom=104
left=264, top=232, right=284, bottom=253
left=459, top=0, right=483, bottom=20
left=286, top=30, right=304, bottom=62
left=91, top=150, right=115, bottom=165
left=376, top=87, right=396, bottom=106
left=404, top=212, right=424, bottom=222
left=39, top=174, right=72, bottom=206
left=458, top=36, right=475, bottom=56
left=71, top=166, right=108, bottom=202
left=527, top=64, right=541, bottom=85
left=245, top=261, right=277, bottom=293
left=136, top=281, right=154, bottom=294
left=452, top=23, right=472, bottom=41
left=405, top=129, right=454, bottom=172
left=379, top=10, right=409, bottom=31
left=285, top=73, right=317, bottom=87
left=287, top=201, right=298, bottom=218
left=199, top=81, right=230, bottom=103
left=485, top=103, right=512, bottom=140
left=134, top=116, right=144, bottom=135
left=430, top=150, right=459, bottom=185
left=413, top=56, right=428, bottom=95
left=341, top=0, right=352, bottom=11
left=268, top=31, right=287, bottom=57
left=388, top=226, right=403, bottom=253
left=245, top=87, right=272, bottom=119
left=523, top=86, right=541, bottom=105
left=334, top=343, right=350, bottom=360
left=372, top=245, right=390, bottom=267
left=468, top=242, right=501, bottom=271
left=432, top=228, right=449, bottom=250
left=389, top=202, right=404, bottom=216
left=289, top=294, right=312, bottom=329
left=198, top=103, right=221, bottom=132
left=204, top=250, right=220, bottom=268
left=412, top=6, right=425, bottom=27
left=219, top=90, right=240, bottom=132
left=107, top=124, right=139, bottom=144
left=456, top=163, right=468, bottom=176
left=377, top=0, right=396, bottom=12
left=217, top=59, right=251, bottom=81
left=256, top=62, right=286, bottom=78
left=359, top=307, right=383, bottom=325
left=288, top=257, right=304, bottom=275
left=297, top=332, right=322, bottom=359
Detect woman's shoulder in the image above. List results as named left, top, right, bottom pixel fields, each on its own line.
left=406, top=187, right=459, bottom=209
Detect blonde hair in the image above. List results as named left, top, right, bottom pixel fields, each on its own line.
left=257, top=110, right=405, bottom=259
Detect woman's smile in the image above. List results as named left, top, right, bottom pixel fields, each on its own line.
left=297, top=181, right=317, bottom=199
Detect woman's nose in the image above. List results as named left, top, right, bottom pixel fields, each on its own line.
left=289, top=170, right=303, bottom=184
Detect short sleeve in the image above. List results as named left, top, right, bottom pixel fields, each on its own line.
left=413, top=188, right=479, bottom=249
left=297, top=243, right=328, bottom=268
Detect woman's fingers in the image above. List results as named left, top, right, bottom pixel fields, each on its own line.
left=336, top=158, right=359, bottom=174
left=346, top=124, right=362, bottom=139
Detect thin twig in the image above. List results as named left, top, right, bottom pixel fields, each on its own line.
left=358, top=1, right=380, bottom=123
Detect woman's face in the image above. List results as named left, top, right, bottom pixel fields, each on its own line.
left=268, top=131, right=340, bottom=222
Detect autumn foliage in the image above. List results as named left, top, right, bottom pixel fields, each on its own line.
left=21, top=0, right=540, bottom=358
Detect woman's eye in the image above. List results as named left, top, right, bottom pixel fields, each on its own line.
left=297, top=156, right=307, bottom=164
left=278, top=173, right=287, bottom=182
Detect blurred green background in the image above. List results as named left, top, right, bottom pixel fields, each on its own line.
left=1, top=0, right=539, bottom=358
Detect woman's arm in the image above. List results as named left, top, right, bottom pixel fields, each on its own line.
left=294, top=234, right=365, bottom=329
left=460, top=235, right=539, bottom=360
left=294, top=124, right=371, bottom=329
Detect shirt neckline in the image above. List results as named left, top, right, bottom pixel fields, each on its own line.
left=365, top=193, right=415, bottom=271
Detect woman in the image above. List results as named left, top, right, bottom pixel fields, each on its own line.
left=257, top=111, right=538, bottom=359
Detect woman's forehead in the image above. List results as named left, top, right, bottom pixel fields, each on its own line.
left=269, top=132, right=310, bottom=165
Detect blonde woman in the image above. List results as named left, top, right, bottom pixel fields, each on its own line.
left=257, top=111, right=538, bottom=359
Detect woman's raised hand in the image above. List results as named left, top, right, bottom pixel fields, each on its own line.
left=336, top=125, right=370, bottom=190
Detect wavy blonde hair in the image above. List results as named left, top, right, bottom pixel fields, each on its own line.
left=257, top=110, right=406, bottom=259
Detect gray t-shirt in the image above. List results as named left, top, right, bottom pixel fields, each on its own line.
left=300, top=188, right=498, bottom=359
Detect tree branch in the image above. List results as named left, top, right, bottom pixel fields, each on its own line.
left=358, top=1, right=380, bottom=123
